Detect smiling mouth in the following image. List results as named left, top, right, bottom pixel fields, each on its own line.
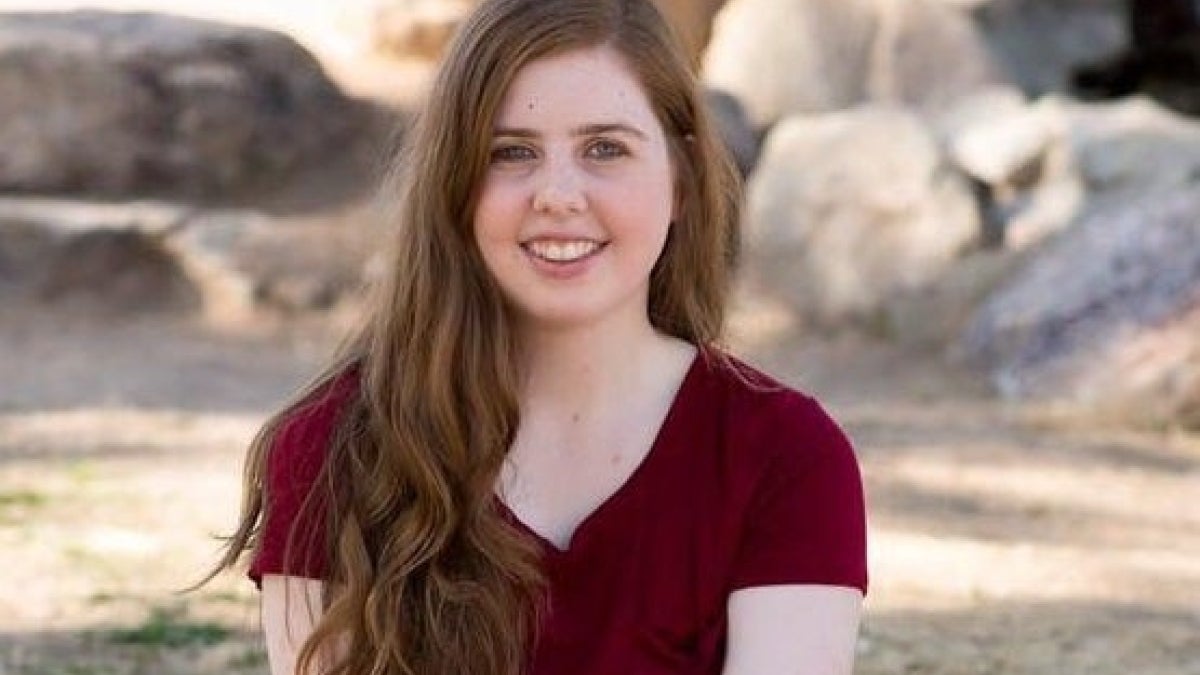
left=522, top=240, right=607, bottom=263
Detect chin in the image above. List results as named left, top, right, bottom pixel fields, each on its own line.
left=510, top=297, right=627, bottom=332
left=516, top=308, right=606, bottom=332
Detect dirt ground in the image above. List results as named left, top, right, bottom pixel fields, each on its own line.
left=1, top=298, right=1197, bottom=675
left=2, top=3, right=1199, bottom=673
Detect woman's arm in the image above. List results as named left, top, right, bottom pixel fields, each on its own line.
left=722, top=584, right=863, bottom=675
left=261, top=575, right=326, bottom=675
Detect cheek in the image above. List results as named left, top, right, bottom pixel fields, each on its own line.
left=473, top=180, right=522, bottom=246
left=603, top=166, right=676, bottom=238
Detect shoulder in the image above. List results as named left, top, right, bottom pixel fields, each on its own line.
left=251, top=366, right=359, bottom=586
left=700, top=351, right=869, bottom=594
left=698, top=348, right=854, bottom=466
left=266, top=366, right=361, bottom=485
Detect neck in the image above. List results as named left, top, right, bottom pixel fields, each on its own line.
left=516, top=314, right=677, bottom=415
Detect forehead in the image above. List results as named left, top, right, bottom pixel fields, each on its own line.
left=493, top=46, right=661, bottom=131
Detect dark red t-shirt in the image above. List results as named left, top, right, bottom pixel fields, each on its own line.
left=250, top=350, right=868, bottom=674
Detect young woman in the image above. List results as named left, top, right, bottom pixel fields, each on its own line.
left=209, top=0, right=867, bottom=673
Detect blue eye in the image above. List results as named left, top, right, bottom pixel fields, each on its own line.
left=586, top=139, right=627, bottom=160
left=490, top=144, right=536, bottom=163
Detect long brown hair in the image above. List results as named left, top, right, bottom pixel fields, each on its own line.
left=207, top=0, right=741, bottom=673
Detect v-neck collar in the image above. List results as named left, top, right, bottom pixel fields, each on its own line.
left=495, top=348, right=707, bottom=557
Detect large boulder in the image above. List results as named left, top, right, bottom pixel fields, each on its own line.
left=1062, top=96, right=1200, bottom=201
left=0, top=198, right=367, bottom=320
left=702, top=0, right=878, bottom=130
left=702, top=0, right=1008, bottom=131
left=0, top=11, right=363, bottom=198
left=938, top=90, right=1086, bottom=250
left=958, top=187, right=1200, bottom=426
left=0, top=200, right=204, bottom=315
left=1069, top=0, right=1200, bottom=116
left=704, top=89, right=760, bottom=175
left=869, top=0, right=1011, bottom=115
left=971, top=0, right=1126, bottom=96
left=743, top=106, right=981, bottom=330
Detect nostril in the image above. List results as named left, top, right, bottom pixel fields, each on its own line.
left=533, top=181, right=587, bottom=215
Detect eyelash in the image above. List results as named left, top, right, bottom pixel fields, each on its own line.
left=490, top=144, right=536, bottom=163
left=488, top=139, right=630, bottom=164
left=585, top=139, right=628, bottom=160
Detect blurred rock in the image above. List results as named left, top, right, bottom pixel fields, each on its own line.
left=370, top=0, right=473, bottom=60
left=1063, top=96, right=1200, bottom=199
left=652, top=0, right=728, bottom=64
left=703, top=0, right=1007, bottom=131
left=971, top=0, right=1126, bottom=96
left=702, top=0, right=877, bottom=130
left=939, top=90, right=1085, bottom=249
left=163, top=209, right=271, bottom=321
left=0, top=200, right=195, bottom=315
left=704, top=89, right=760, bottom=175
left=0, top=198, right=363, bottom=320
left=229, top=210, right=370, bottom=314
left=940, top=87, right=1044, bottom=185
left=884, top=247, right=1027, bottom=348
left=1070, top=0, right=1200, bottom=116
left=958, top=187, right=1200, bottom=425
left=0, top=11, right=363, bottom=198
left=0, top=218, right=53, bottom=289
left=39, top=228, right=202, bottom=315
left=256, top=276, right=340, bottom=312
left=869, top=0, right=1011, bottom=115
left=744, top=106, right=980, bottom=330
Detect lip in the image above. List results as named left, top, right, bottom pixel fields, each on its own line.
left=523, top=238, right=605, bottom=262
left=519, top=239, right=608, bottom=279
left=519, top=234, right=608, bottom=245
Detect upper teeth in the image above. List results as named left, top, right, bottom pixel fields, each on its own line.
left=526, top=240, right=601, bottom=262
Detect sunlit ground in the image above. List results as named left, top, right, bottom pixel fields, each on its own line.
left=2, top=2, right=1199, bottom=673
left=0, top=304, right=1197, bottom=674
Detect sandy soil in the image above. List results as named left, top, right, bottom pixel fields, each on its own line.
left=1, top=3, right=1198, bottom=673
left=1, top=299, right=1197, bottom=675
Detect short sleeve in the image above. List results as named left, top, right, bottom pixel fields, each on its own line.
left=729, top=394, right=868, bottom=594
left=248, top=372, right=357, bottom=588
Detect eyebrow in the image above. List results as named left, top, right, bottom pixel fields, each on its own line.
left=492, top=123, right=649, bottom=140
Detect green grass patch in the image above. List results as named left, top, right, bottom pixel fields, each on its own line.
left=0, top=489, right=47, bottom=509
left=203, top=589, right=253, bottom=605
left=68, top=460, right=98, bottom=485
left=87, top=591, right=121, bottom=605
left=0, top=489, right=48, bottom=524
left=19, top=665, right=120, bottom=675
left=228, top=647, right=268, bottom=669
left=108, top=605, right=230, bottom=648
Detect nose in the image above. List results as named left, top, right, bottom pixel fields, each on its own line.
left=532, top=155, right=586, bottom=216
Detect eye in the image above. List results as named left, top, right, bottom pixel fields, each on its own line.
left=490, top=144, right=536, bottom=164
left=585, top=138, right=628, bottom=160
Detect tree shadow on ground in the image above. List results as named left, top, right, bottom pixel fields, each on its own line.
left=858, top=599, right=1200, bottom=675
left=1, top=624, right=267, bottom=675
left=0, top=308, right=342, bottom=415
left=842, top=397, right=1199, bottom=550
left=3, top=600, right=1196, bottom=675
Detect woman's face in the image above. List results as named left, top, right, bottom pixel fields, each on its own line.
left=472, top=45, right=676, bottom=332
